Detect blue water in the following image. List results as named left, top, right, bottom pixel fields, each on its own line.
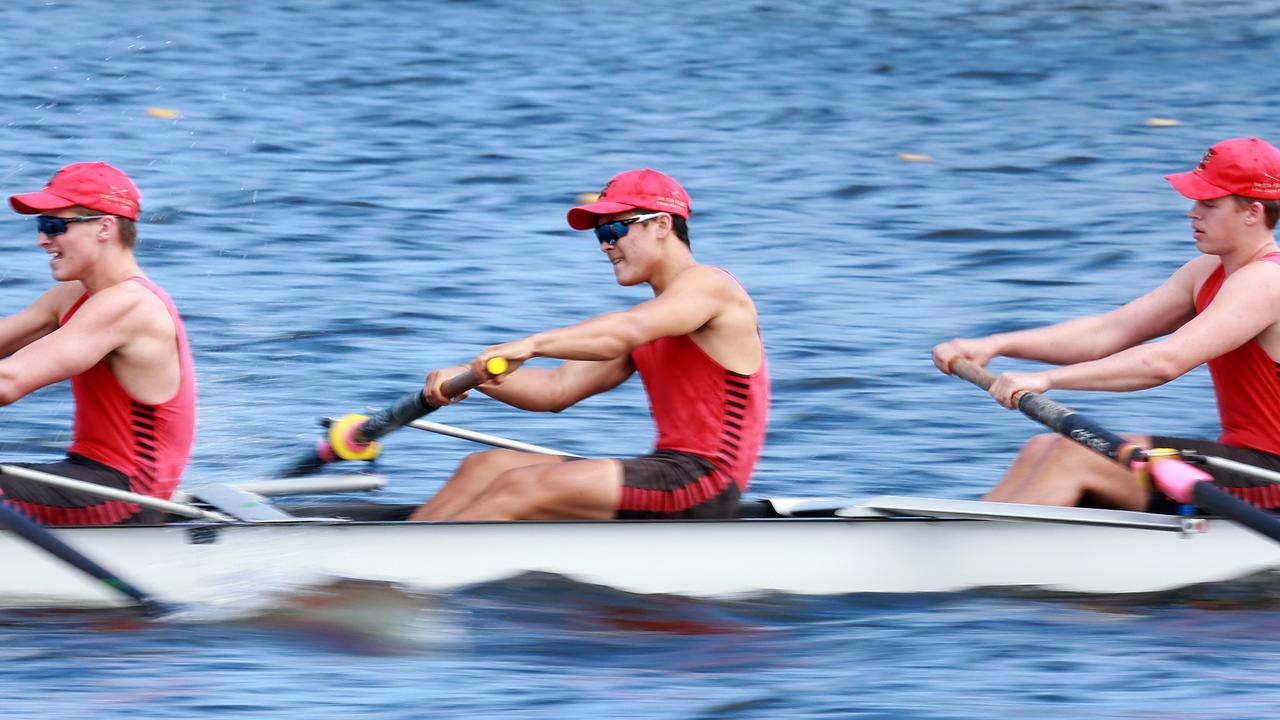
left=1, top=0, right=1279, bottom=716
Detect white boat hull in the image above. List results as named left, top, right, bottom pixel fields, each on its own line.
left=2, top=496, right=1279, bottom=608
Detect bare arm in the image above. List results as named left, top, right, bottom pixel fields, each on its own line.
left=0, top=285, right=145, bottom=405
left=933, top=256, right=1208, bottom=373
left=0, top=283, right=84, bottom=359
left=498, top=265, right=734, bottom=364
left=986, top=259, right=1280, bottom=406
left=425, top=265, right=738, bottom=412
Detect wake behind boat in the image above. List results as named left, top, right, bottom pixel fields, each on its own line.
left=2, top=472, right=1278, bottom=609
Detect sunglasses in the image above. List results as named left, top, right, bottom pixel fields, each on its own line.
left=594, top=212, right=664, bottom=245
left=36, top=215, right=111, bottom=237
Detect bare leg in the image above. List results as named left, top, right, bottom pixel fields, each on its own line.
left=984, top=433, right=1152, bottom=511
left=448, top=458, right=625, bottom=521
left=410, top=450, right=567, bottom=520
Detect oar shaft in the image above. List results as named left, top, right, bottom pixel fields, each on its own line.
left=0, top=465, right=230, bottom=522
left=406, top=419, right=586, bottom=458
left=357, top=369, right=482, bottom=444
left=0, top=501, right=167, bottom=614
left=951, top=359, right=1129, bottom=461
left=1185, top=453, right=1280, bottom=486
left=950, top=358, right=1280, bottom=545
left=1191, top=482, right=1280, bottom=544
left=279, top=358, right=509, bottom=478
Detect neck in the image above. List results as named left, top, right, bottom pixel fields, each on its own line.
left=647, top=246, right=697, bottom=295
left=80, top=252, right=143, bottom=294
left=1220, top=232, right=1279, bottom=274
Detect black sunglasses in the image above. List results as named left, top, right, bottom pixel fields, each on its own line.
left=37, top=215, right=111, bottom=237
left=593, top=212, right=664, bottom=245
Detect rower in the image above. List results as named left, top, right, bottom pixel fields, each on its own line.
left=0, top=162, right=196, bottom=524
left=409, top=169, right=769, bottom=521
left=934, top=137, right=1280, bottom=514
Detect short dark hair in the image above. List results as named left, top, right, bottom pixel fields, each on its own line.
left=116, top=217, right=137, bottom=249
left=1231, top=195, right=1280, bottom=230
left=671, top=214, right=690, bottom=247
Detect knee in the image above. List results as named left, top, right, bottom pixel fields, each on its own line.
left=482, top=466, right=546, bottom=507
left=1015, top=433, right=1077, bottom=461
left=1023, top=433, right=1060, bottom=453
left=456, top=449, right=526, bottom=475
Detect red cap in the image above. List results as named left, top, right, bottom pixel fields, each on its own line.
left=1165, top=138, right=1280, bottom=201
left=10, top=162, right=142, bottom=221
left=567, top=169, right=691, bottom=230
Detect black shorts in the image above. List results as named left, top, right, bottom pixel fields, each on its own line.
left=616, top=450, right=742, bottom=520
left=1147, top=436, right=1280, bottom=512
left=1, top=453, right=159, bottom=524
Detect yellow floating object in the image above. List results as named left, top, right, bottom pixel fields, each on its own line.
left=897, top=153, right=934, bottom=163
left=1144, top=117, right=1181, bottom=127
left=145, top=107, right=183, bottom=120
left=576, top=192, right=601, bottom=204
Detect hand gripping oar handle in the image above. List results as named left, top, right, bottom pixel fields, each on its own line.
left=0, top=502, right=168, bottom=615
left=280, top=357, right=509, bottom=478
left=951, top=358, right=1280, bottom=544
left=951, top=359, right=1128, bottom=460
left=357, top=366, right=492, bottom=443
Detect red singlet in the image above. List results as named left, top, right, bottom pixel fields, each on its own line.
left=7, top=277, right=197, bottom=524
left=1195, top=252, right=1280, bottom=455
left=629, top=332, right=769, bottom=501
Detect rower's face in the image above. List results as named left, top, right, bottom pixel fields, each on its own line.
left=597, top=211, right=661, bottom=286
left=36, top=209, right=106, bottom=282
left=1187, top=197, right=1251, bottom=253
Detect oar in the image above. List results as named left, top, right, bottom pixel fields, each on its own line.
left=279, top=357, right=509, bottom=478
left=406, top=419, right=586, bottom=458
left=951, top=358, right=1280, bottom=544
left=0, top=501, right=168, bottom=615
left=1, top=464, right=231, bottom=522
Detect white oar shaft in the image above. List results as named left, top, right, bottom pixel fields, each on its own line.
left=0, top=464, right=231, bottom=522
left=406, top=420, right=586, bottom=458
left=1194, top=454, right=1280, bottom=486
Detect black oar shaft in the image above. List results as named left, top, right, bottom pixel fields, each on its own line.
left=1191, top=482, right=1280, bottom=544
left=951, top=360, right=1129, bottom=460
left=0, top=502, right=167, bottom=614
left=950, top=358, right=1280, bottom=546
left=356, top=369, right=479, bottom=444
left=279, top=362, right=501, bottom=478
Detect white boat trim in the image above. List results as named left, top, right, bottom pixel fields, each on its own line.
left=854, top=495, right=1202, bottom=532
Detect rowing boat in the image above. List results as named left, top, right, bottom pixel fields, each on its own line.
left=3, top=371, right=1278, bottom=611
left=3, top=477, right=1278, bottom=608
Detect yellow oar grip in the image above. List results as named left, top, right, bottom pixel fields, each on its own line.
left=486, top=357, right=510, bottom=376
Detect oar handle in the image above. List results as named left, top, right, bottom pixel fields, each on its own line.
left=356, top=364, right=492, bottom=443
left=951, top=359, right=1128, bottom=461
left=278, top=357, right=510, bottom=478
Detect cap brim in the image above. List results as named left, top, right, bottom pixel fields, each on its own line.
left=9, top=190, right=74, bottom=215
left=1165, top=171, right=1230, bottom=200
left=566, top=201, right=640, bottom=230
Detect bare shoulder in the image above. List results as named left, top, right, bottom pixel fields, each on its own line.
left=65, top=280, right=171, bottom=335
left=35, top=281, right=90, bottom=315
left=1222, top=255, right=1280, bottom=288
left=672, top=264, right=753, bottom=302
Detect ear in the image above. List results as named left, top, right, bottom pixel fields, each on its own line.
left=1246, top=201, right=1265, bottom=226
left=654, top=212, right=673, bottom=237
left=96, top=216, right=116, bottom=242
